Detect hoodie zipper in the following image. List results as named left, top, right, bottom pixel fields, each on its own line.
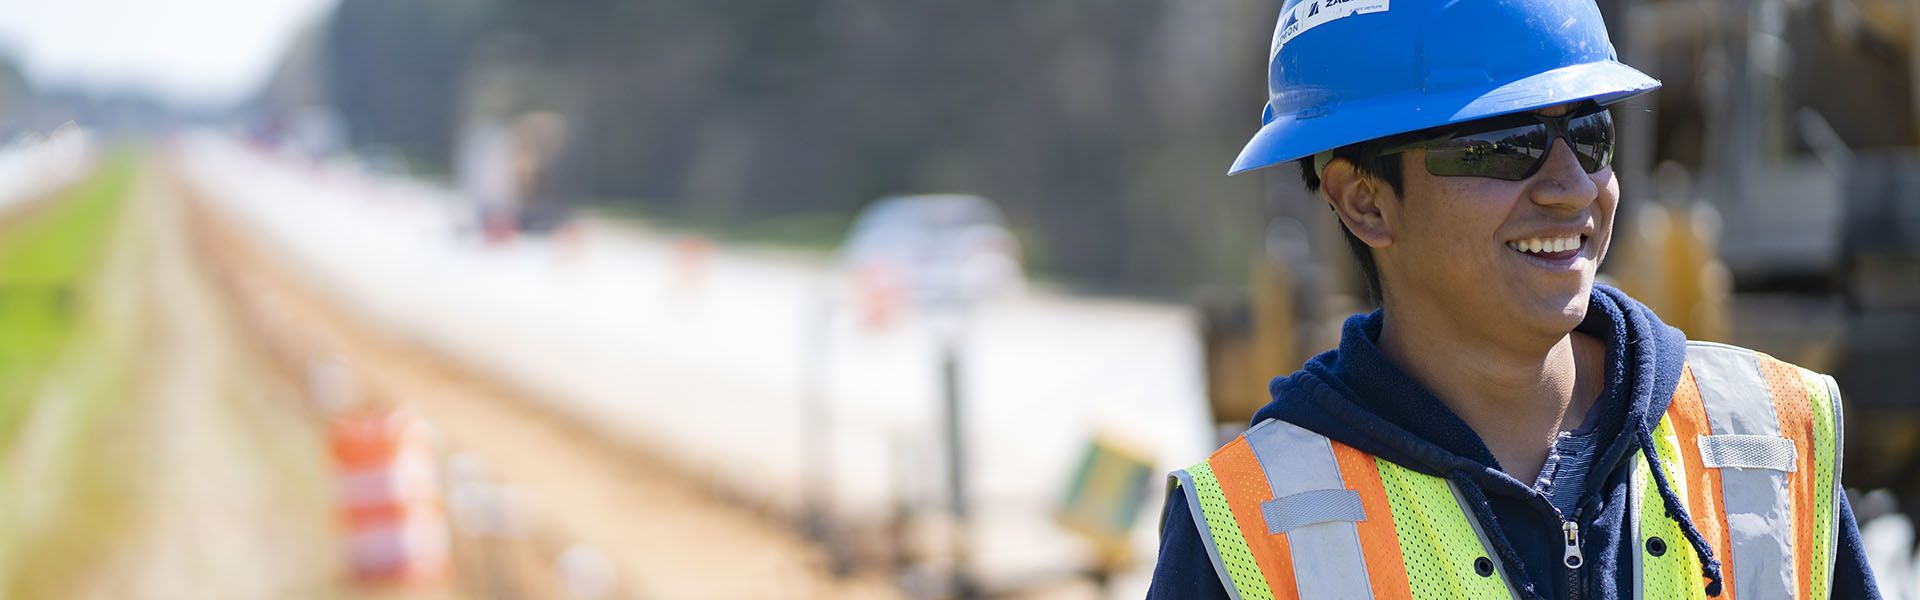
left=1561, top=516, right=1585, bottom=600
left=1560, top=493, right=1606, bottom=600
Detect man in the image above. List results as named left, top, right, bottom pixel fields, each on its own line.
left=1148, top=0, right=1880, bottom=598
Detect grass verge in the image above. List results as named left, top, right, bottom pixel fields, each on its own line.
left=0, top=153, right=133, bottom=444
left=0, top=152, right=141, bottom=595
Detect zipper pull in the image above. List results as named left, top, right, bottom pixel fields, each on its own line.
left=1561, top=520, right=1585, bottom=569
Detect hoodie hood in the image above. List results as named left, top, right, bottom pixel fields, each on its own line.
left=1253, top=284, right=1687, bottom=484
left=1250, top=284, right=1697, bottom=598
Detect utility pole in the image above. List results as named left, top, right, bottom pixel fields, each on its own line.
left=939, top=319, right=978, bottom=600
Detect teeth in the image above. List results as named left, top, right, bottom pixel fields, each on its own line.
left=1509, top=235, right=1582, bottom=254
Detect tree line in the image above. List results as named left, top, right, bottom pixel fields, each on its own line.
left=268, top=0, right=1302, bottom=291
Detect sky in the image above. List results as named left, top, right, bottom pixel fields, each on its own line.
left=0, top=0, right=337, bottom=108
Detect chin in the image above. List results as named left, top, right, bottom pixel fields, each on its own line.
left=1529, top=282, right=1594, bottom=336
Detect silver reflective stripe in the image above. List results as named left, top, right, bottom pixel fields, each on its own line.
left=1246, top=419, right=1346, bottom=496
left=1245, top=418, right=1375, bottom=599
left=1698, top=434, right=1798, bottom=471
left=1449, top=480, right=1524, bottom=600
left=1720, top=469, right=1795, bottom=598
left=1172, top=469, right=1245, bottom=600
left=1263, top=489, right=1366, bottom=534
left=1825, top=374, right=1845, bottom=590
left=1690, top=344, right=1781, bottom=437
left=1629, top=459, right=1645, bottom=599
left=1687, top=342, right=1797, bottom=600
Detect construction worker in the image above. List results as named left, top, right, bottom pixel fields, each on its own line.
left=1149, top=0, right=1879, bottom=598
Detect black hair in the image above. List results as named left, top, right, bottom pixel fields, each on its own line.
left=1298, top=144, right=1404, bottom=304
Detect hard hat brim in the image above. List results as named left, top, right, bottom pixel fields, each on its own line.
left=1229, top=60, right=1661, bottom=175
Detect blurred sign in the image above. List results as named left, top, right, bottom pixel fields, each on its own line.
left=1057, top=435, right=1156, bottom=566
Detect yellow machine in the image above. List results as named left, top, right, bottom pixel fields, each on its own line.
left=1610, top=200, right=1733, bottom=345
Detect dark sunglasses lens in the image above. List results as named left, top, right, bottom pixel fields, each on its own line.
left=1567, top=110, right=1614, bottom=173
left=1422, top=124, right=1547, bottom=181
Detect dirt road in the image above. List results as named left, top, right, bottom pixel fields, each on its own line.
left=177, top=161, right=899, bottom=598
left=0, top=158, right=341, bottom=598
left=4, top=154, right=902, bottom=598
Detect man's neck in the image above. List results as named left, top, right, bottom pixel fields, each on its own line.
left=1374, top=300, right=1605, bottom=484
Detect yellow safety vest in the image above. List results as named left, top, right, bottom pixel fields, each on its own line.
left=1170, top=342, right=1845, bottom=599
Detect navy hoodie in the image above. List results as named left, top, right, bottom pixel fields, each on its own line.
left=1148, top=285, right=1879, bottom=599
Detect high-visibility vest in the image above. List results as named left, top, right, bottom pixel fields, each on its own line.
left=1170, top=342, right=1845, bottom=599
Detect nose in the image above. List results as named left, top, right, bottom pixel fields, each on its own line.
left=1528, top=139, right=1600, bottom=213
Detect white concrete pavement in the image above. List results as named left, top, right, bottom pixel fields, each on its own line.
left=177, top=135, right=1216, bottom=594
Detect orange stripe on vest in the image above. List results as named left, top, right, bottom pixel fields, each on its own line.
left=1209, top=436, right=1300, bottom=596
left=1755, top=353, right=1818, bottom=599
left=1668, top=365, right=1735, bottom=598
left=1332, top=441, right=1413, bottom=599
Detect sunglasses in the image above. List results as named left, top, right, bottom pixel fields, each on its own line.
left=1378, top=104, right=1615, bottom=181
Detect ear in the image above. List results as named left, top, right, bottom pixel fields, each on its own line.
left=1320, top=158, right=1395, bottom=248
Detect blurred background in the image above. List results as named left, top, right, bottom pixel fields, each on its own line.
left=0, top=0, right=1917, bottom=598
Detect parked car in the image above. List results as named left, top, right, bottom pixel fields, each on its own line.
left=838, top=194, right=1024, bottom=321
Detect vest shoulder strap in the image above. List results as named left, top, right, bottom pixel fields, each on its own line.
left=1652, top=341, right=1845, bottom=599
left=1168, top=419, right=1517, bottom=599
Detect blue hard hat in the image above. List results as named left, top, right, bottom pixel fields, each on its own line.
left=1230, top=0, right=1661, bottom=175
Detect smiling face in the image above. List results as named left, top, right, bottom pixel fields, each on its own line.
left=1331, top=103, right=1619, bottom=342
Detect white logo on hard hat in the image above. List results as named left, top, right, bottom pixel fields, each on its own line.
left=1271, top=0, right=1390, bottom=58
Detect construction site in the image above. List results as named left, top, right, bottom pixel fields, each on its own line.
left=0, top=0, right=1917, bottom=598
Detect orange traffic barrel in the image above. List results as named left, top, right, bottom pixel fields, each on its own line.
left=329, top=408, right=452, bottom=586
